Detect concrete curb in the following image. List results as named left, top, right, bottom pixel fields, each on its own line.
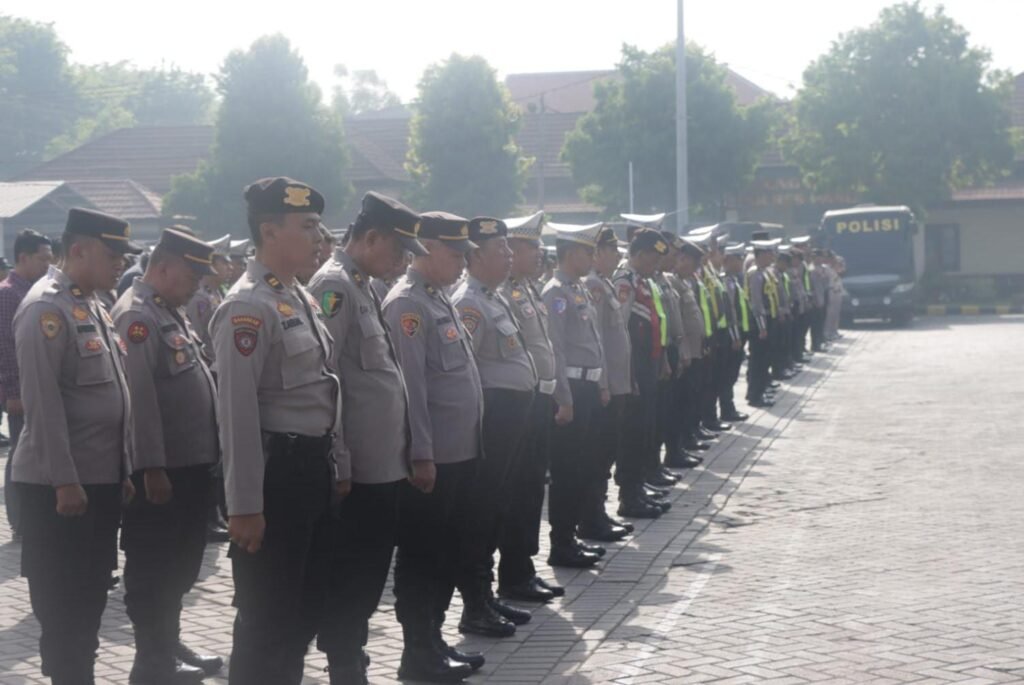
left=918, top=304, right=1024, bottom=316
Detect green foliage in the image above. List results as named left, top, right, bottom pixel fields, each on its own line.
left=788, top=1, right=1014, bottom=214
left=0, top=15, right=79, bottom=178
left=332, top=65, right=401, bottom=116
left=164, top=35, right=350, bottom=235
left=406, top=54, right=528, bottom=217
left=562, top=43, right=773, bottom=222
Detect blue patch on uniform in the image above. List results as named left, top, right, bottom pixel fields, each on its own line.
left=552, top=297, right=567, bottom=314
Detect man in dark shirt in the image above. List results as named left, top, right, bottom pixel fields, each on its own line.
left=0, top=230, right=53, bottom=536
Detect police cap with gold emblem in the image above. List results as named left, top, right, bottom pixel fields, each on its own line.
left=550, top=221, right=603, bottom=248
left=468, top=217, right=508, bottom=244
left=504, top=211, right=545, bottom=243
left=244, top=177, right=325, bottom=215
left=65, top=207, right=143, bottom=255
left=419, top=211, right=476, bottom=253
left=156, top=228, right=217, bottom=276
left=630, top=227, right=669, bottom=255
left=358, top=191, right=427, bottom=256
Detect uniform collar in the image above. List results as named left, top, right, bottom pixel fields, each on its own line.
left=247, top=259, right=289, bottom=293
left=408, top=268, right=442, bottom=298
left=132, top=279, right=170, bottom=309
left=553, top=268, right=578, bottom=285
left=49, top=266, right=90, bottom=300
left=335, top=250, right=368, bottom=290
left=466, top=274, right=493, bottom=297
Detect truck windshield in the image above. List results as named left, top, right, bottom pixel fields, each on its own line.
left=823, top=213, right=914, bottom=278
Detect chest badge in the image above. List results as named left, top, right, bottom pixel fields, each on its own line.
left=72, top=306, right=89, bottom=322
left=277, top=301, right=295, bottom=317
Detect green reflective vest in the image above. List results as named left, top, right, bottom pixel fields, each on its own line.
left=648, top=278, right=668, bottom=346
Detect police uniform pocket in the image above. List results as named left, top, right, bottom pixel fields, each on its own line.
left=357, top=314, right=390, bottom=371
left=496, top=318, right=521, bottom=359
left=75, top=336, right=115, bottom=386
left=436, top=323, right=467, bottom=371
left=160, top=331, right=196, bottom=377
left=281, top=329, right=323, bottom=389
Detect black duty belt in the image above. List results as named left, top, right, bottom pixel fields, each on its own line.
left=263, top=431, right=335, bottom=459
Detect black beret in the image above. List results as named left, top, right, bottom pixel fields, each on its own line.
left=597, top=226, right=618, bottom=248
left=156, top=228, right=217, bottom=276
left=65, top=207, right=143, bottom=255
left=631, top=228, right=669, bottom=255
left=244, top=177, right=325, bottom=215
left=358, top=192, right=426, bottom=256
left=419, top=211, right=476, bottom=253
left=468, top=217, right=507, bottom=243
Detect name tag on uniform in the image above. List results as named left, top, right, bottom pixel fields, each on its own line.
left=282, top=317, right=304, bottom=330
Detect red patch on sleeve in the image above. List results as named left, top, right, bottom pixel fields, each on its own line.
left=127, top=321, right=149, bottom=343
left=234, top=328, right=258, bottom=356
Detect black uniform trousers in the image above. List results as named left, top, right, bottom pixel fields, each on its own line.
left=394, top=457, right=476, bottom=641
left=679, top=355, right=704, bottom=442
left=810, top=303, right=826, bottom=350
left=583, top=392, right=627, bottom=525
left=656, top=346, right=684, bottom=464
left=229, top=433, right=334, bottom=685
left=548, top=378, right=600, bottom=546
left=317, top=480, right=401, bottom=665
left=770, top=316, right=789, bottom=379
left=792, top=311, right=810, bottom=360
left=703, top=331, right=732, bottom=424
left=498, top=391, right=553, bottom=587
left=458, top=388, right=533, bottom=596
left=620, top=358, right=658, bottom=498
left=746, top=321, right=772, bottom=402
left=19, top=482, right=121, bottom=685
left=122, top=465, right=210, bottom=664
left=719, top=338, right=746, bottom=416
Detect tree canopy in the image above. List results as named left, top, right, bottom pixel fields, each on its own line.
left=788, top=1, right=1014, bottom=214
left=164, top=35, right=349, bottom=235
left=563, top=43, right=773, bottom=224
left=406, top=54, right=529, bottom=217
left=332, top=65, right=401, bottom=117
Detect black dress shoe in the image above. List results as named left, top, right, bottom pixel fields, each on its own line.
left=721, top=411, right=749, bottom=422
left=499, top=577, right=556, bottom=603
left=129, top=658, right=204, bottom=684
left=685, top=440, right=712, bottom=451
left=548, top=545, right=600, bottom=568
left=604, top=514, right=634, bottom=533
left=577, top=521, right=630, bottom=542
left=175, top=642, right=223, bottom=675
left=534, top=576, right=566, bottom=597
left=645, top=470, right=676, bottom=488
left=489, top=598, right=531, bottom=625
left=643, top=484, right=670, bottom=500
left=749, top=397, right=775, bottom=408
left=665, top=452, right=702, bottom=468
left=706, top=421, right=732, bottom=432
left=398, top=647, right=473, bottom=683
left=618, top=497, right=662, bottom=519
left=575, top=539, right=606, bottom=557
left=643, top=495, right=671, bottom=513
left=659, top=467, right=681, bottom=482
left=327, top=659, right=368, bottom=685
left=768, top=381, right=781, bottom=389
left=697, top=428, right=719, bottom=441
left=441, top=645, right=484, bottom=672
left=458, top=602, right=516, bottom=637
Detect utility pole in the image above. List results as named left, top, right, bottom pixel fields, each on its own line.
left=675, top=0, right=689, bottom=233
left=537, top=92, right=546, bottom=209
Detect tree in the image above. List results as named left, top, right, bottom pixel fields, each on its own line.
left=46, top=63, right=215, bottom=156
left=0, top=16, right=79, bottom=178
left=332, top=65, right=401, bottom=116
left=164, top=35, right=350, bottom=236
left=788, top=2, right=1014, bottom=214
left=406, top=54, right=528, bottom=217
left=563, top=43, right=773, bottom=223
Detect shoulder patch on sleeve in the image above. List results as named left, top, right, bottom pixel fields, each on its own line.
left=400, top=312, right=422, bottom=337
left=617, top=282, right=632, bottom=303
left=231, top=315, right=263, bottom=329
left=234, top=328, right=258, bottom=356
left=321, top=291, right=343, bottom=318
left=457, top=306, right=483, bottom=334
left=552, top=297, right=568, bottom=315
left=127, top=321, right=149, bottom=343
left=40, top=311, right=62, bottom=339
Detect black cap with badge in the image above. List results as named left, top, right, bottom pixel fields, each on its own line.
left=65, top=207, right=144, bottom=255
left=468, top=217, right=508, bottom=244
left=156, top=228, right=217, bottom=276
left=357, top=192, right=427, bottom=256
left=630, top=228, right=669, bottom=255
left=418, top=211, right=476, bottom=253
left=244, top=177, right=325, bottom=215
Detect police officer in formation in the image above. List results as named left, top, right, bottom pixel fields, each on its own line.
left=112, top=227, right=224, bottom=685
left=10, top=177, right=843, bottom=685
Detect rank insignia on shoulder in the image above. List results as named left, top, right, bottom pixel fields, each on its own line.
left=321, top=291, right=343, bottom=318
left=264, top=274, right=284, bottom=291
left=40, top=312, right=62, bottom=339
left=400, top=312, right=421, bottom=337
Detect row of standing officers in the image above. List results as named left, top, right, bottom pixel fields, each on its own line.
left=9, top=175, right=839, bottom=685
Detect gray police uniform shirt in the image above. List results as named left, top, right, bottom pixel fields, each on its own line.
left=210, top=260, right=341, bottom=516
left=810, top=265, right=827, bottom=308
left=673, top=274, right=705, bottom=362
left=12, top=266, right=132, bottom=486
left=112, top=280, right=218, bottom=472
left=585, top=271, right=631, bottom=396
left=307, top=249, right=411, bottom=484
left=382, top=268, right=483, bottom=465
left=498, top=277, right=556, bottom=396
left=747, top=266, right=770, bottom=332
left=370, top=277, right=394, bottom=304
left=453, top=275, right=537, bottom=392
left=185, top=282, right=222, bottom=360
left=541, top=268, right=604, bottom=408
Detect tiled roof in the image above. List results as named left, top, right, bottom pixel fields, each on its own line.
left=0, top=181, right=63, bottom=219
left=951, top=182, right=1024, bottom=202
left=346, top=113, right=412, bottom=183
left=506, top=71, right=617, bottom=114
left=65, top=180, right=162, bottom=219
left=17, top=126, right=214, bottom=195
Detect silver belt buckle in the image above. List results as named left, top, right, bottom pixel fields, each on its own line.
left=585, top=368, right=603, bottom=383
left=538, top=379, right=556, bottom=395
left=566, top=367, right=583, bottom=380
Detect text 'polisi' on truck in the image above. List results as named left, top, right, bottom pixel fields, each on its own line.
left=817, top=205, right=923, bottom=326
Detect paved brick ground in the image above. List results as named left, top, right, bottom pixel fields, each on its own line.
left=1, top=316, right=1023, bottom=683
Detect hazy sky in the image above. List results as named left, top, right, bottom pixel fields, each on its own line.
left=6, top=0, right=1023, bottom=101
